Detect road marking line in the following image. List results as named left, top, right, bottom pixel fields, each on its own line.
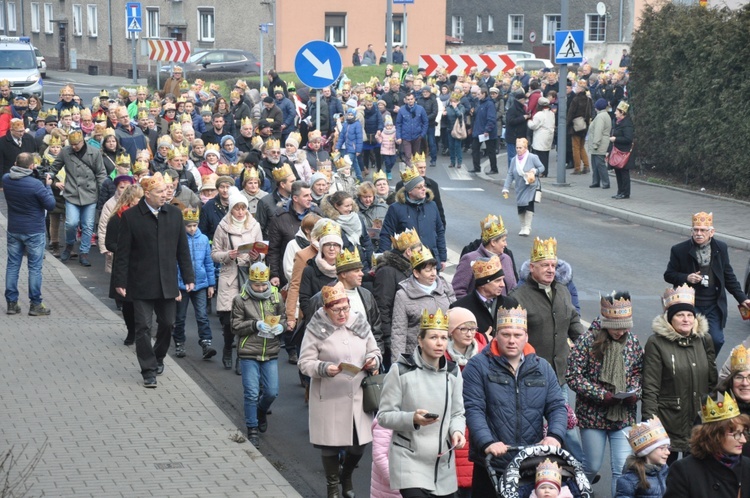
left=441, top=187, right=484, bottom=191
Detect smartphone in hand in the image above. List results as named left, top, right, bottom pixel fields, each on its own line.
left=424, top=413, right=439, bottom=420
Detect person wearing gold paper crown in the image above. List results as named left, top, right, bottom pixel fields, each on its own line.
left=284, top=131, right=312, bottom=183
left=502, top=137, right=545, bottom=237
left=328, top=152, right=358, bottom=197
left=114, top=105, right=147, bottom=167
left=335, top=106, right=365, bottom=182
left=378, top=308, right=466, bottom=497
left=462, top=305, right=568, bottom=494
left=642, top=285, right=717, bottom=464
left=305, top=129, right=331, bottom=171
left=663, top=392, right=750, bottom=498
left=394, top=152, right=447, bottom=228
left=566, top=291, right=644, bottom=496
left=615, top=417, right=671, bottom=498
left=320, top=189, right=375, bottom=273
left=164, top=168, right=200, bottom=209
left=607, top=100, right=634, bottom=199
left=531, top=458, right=574, bottom=498
left=298, top=281, right=381, bottom=498
left=379, top=163, right=447, bottom=269
left=228, top=89, right=251, bottom=134
left=198, top=175, right=233, bottom=242
left=255, top=161, right=296, bottom=235
left=230, top=261, right=285, bottom=449
left=714, top=344, right=750, bottom=457
left=391, top=245, right=455, bottom=363
left=664, top=211, right=750, bottom=354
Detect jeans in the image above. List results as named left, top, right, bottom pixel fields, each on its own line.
left=580, top=427, right=632, bottom=497
left=426, top=126, right=437, bottom=163
left=383, top=155, right=396, bottom=173
left=347, top=152, right=363, bottom=181
left=506, top=142, right=517, bottom=170
left=173, top=288, right=212, bottom=344
left=696, top=303, right=724, bottom=354
left=5, top=232, right=46, bottom=305
left=241, top=358, right=279, bottom=428
left=591, top=154, right=610, bottom=187
left=448, top=136, right=463, bottom=166
left=400, top=138, right=423, bottom=166
left=133, top=298, right=176, bottom=378
left=65, top=202, right=96, bottom=254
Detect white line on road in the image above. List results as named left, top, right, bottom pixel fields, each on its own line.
left=441, top=187, right=485, bottom=191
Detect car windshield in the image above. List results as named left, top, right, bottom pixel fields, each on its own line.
left=0, top=49, right=36, bottom=69
left=188, top=52, right=207, bottom=63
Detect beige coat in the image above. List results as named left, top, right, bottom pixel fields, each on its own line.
left=298, top=308, right=382, bottom=447
left=97, top=196, right=117, bottom=273
left=211, top=213, right=262, bottom=312
left=284, top=244, right=317, bottom=322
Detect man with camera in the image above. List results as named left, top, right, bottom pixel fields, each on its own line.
left=664, top=211, right=750, bottom=354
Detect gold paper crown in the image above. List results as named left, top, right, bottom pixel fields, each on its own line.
left=400, top=163, right=421, bottom=184
left=231, top=163, right=244, bottom=176
left=286, top=131, right=302, bottom=145
left=69, top=106, right=80, bottom=115
left=167, top=148, right=183, bottom=160
left=411, top=151, right=426, bottom=164
left=115, top=153, right=131, bottom=165
left=286, top=80, right=296, bottom=91
left=241, top=116, right=253, bottom=128
left=180, top=114, right=192, bottom=124
left=730, top=344, right=750, bottom=373
left=59, top=109, right=72, bottom=117
left=162, top=171, right=174, bottom=184
left=37, top=111, right=47, bottom=121
left=271, top=163, right=294, bottom=182
left=322, top=281, right=347, bottom=305
left=132, top=159, right=150, bottom=175
left=32, top=154, right=42, bottom=166
left=48, top=135, right=62, bottom=147
left=0, top=98, right=8, bottom=106
left=531, top=237, right=557, bottom=263
left=170, top=122, right=182, bottom=133
left=137, top=110, right=149, bottom=120
left=245, top=167, right=260, bottom=179
left=420, top=308, right=449, bottom=331
left=535, top=458, right=562, bottom=489
left=497, top=305, right=527, bottom=330
left=47, top=108, right=58, bottom=117
left=334, top=154, right=351, bottom=170
left=273, top=85, right=284, bottom=94
left=336, top=246, right=362, bottom=270
left=179, top=80, right=190, bottom=90
left=600, top=293, right=633, bottom=321
left=0, top=79, right=8, bottom=87
left=68, top=130, right=84, bottom=144
left=410, top=245, right=435, bottom=269
left=249, top=263, right=271, bottom=282
left=391, top=228, right=421, bottom=252
left=662, top=284, right=695, bottom=311
left=701, top=391, right=740, bottom=424
left=628, top=417, right=670, bottom=456
left=472, top=254, right=503, bottom=280
left=230, top=90, right=241, bottom=100
left=251, top=136, right=264, bottom=150
left=205, top=143, right=221, bottom=155
left=259, top=86, right=268, bottom=94
left=692, top=211, right=713, bottom=228
left=136, top=85, right=148, bottom=94
left=216, top=163, right=231, bottom=176
left=182, top=207, right=200, bottom=223
left=265, top=138, right=281, bottom=150
left=103, top=127, right=116, bottom=138
left=480, top=214, right=507, bottom=243
left=372, top=169, right=388, bottom=183
left=149, top=100, right=161, bottom=109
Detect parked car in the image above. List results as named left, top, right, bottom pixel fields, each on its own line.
left=483, top=50, right=535, bottom=61
left=181, top=49, right=261, bottom=74
left=515, top=58, right=554, bottom=72
left=0, top=36, right=44, bottom=101
left=33, top=46, right=46, bottom=78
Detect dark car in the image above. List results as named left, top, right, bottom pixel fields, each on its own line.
left=182, top=49, right=260, bottom=74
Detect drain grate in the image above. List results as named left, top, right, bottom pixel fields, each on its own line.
left=154, top=462, right=184, bottom=470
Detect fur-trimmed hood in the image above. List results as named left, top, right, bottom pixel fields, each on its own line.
left=651, top=312, right=709, bottom=343
left=319, top=194, right=360, bottom=220
left=519, top=258, right=573, bottom=285
left=376, top=250, right=412, bottom=275
left=394, top=186, right=435, bottom=205
left=306, top=306, right=371, bottom=340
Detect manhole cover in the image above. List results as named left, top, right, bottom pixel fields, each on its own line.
left=154, top=462, right=184, bottom=470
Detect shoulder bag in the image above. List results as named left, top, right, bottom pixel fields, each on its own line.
left=608, top=143, right=633, bottom=169
left=361, top=371, right=386, bottom=414
left=451, top=114, right=467, bottom=140
left=534, top=180, right=542, bottom=203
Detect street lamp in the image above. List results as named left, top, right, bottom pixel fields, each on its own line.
left=259, top=23, right=274, bottom=87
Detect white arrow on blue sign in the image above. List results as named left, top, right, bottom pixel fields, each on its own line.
left=294, top=40, right=343, bottom=90
left=126, top=2, right=142, bottom=33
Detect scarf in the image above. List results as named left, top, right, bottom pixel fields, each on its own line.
left=600, top=333, right=628, bottom=422
left=244, top=281, right=272, bottom=301
left=714, top=453, right=741, bottom=469
left=315, top=251, right=338, bottom=278
left=337, top=212, right=362, bottom=241
left=230, top=215, right=246, bottom=230
left=696, top=242, right=712, bottom=266
left=616, top=115, right=625, bottom=124
left=221, top=148, right=238, bottom=164
left=515, top=152, right=529, bottom=178
left=447, top=339, right=477, bottom=367
left=413, top=279, right=437, bottom=295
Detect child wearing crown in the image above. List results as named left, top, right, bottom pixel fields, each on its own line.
left=616, top=417, right=670, bottom=497
left=530, top=458, right=574, bottom=498
left=230, top=262, right=285, bottom=449
left=41, top=135, right=66, bottom=258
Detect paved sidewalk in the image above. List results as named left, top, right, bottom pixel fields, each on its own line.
left=477, top=151, right=750, bottom=251
left=0, top=212, right=300, bottom=497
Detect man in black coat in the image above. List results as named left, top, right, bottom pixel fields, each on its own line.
left=416, top=86, right=439, bottom=167
left=395, top=158, right=446, bottom=228
left=114, top=172, right=195, bottom=388
left=0, top=118, right=37, bottom=185
left=450, top=254, right=517, bottom=335
left=664, top=211, right=750, bottom=354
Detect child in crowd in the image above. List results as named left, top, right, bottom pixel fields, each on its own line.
left=42, top=135, right=66, bottom=258
left=615, top=417, right=670, bottom=498
left=379, top=114, right=397, bottom=180
left=173, top=207, right=217, bottom=360
left=284, top=132, right=312, bottom=183
left=531, top=458, right=573, bottom=498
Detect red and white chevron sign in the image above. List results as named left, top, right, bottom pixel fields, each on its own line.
left=419, top=54, right=516, bottom=76
left=148, top=40, right=191, bottom=63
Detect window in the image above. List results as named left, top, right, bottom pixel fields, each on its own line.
left=0, top=2, right=5, bottom=31
left=31, top=3, right=40, bottom=32
left=543, top=14, right=561, bottom=44
left=198, top=8, right=214, bottom=42
left=476, top=16, right=482, bottom=33
left=146, top=8, right=159, bottom=38
left=7, top=2, right=15, bottom=31
left=324, top=13, right=346, bottom=47
left=87, top=5, right=97, bottom=37
left=585, top=14, right=606, bottom=42
left=487, top=15, right=494, bottom=32
left=451, top=15, right=463, bottom=38
left=43, top=3, right=53, bottom=33
left=390, top=13, right=405, bottom=46
left=72, top=4, right=82, bottom=36
left=508, top=15, right=524, bottom=43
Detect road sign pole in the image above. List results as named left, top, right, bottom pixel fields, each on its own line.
left=386, top=0, right=393, bottom=64
left=259, top=26, right=264, bottom=88
left=316, top=90, right=321, bottom=134
left=157, top=61, right=161, bottom=90
left=555, top=0, right=569, bottom=186
left=132, top=35, right=137, bottom=84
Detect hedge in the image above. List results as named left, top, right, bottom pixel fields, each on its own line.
left=630, top=3, right=750, bottom=196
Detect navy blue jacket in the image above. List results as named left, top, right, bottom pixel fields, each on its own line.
left=379, top=188, right=446, bottom=265
left=275, top=96, right=296, bottom=131
left=472, top=97, right=497, bottom=138
left=462, top=346, right=567, bottom=471
left=336, top=119, right=363, bottom=154
left=198, top=195, right=228, bottom=242
left=615, top=462, right=668, bottom=498
left=363, top=106, right=384, bottom=135
left=114, top=124, right=148, bottom=165
left=177, top=228, right=215, bottom=291
left=2, top=168, right=55, bottom=234
left=396, top=103, right=428, bottom=141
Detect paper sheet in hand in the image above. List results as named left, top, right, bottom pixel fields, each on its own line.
left=613, top=390, right=637, bottom=399
left=478, top=134, right=489, bottom=143
left=237, top=241, right=269, bottom=255
left=338, top=362, right=363, bottom=377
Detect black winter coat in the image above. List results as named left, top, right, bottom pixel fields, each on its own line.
left=0, top=131, right=37, bottom=178
left=267, top=204, right=323, bottom=285
left=416, top=94, right=438, bottom=125
left=299, top=258, right=336, bottom=322
left=105, top=212, right=131, bottom=301
left=112, top=199, right=194, bottom=300
left=608, top=114, right=635, bottom=170
left=504, top=99, right=528, bottom=145
left=373, top=251, right=411, bottom=354
left=664, top=455, right=750, bottom=498
left=198, top=194, right=228, bottom=241
left=450, top=292, right=518, bottom=336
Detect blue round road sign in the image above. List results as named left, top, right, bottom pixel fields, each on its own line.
left=294, top=40, right=343, bottom=90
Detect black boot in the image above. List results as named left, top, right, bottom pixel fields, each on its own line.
left=222, top=349, right=232, bottom=369
left=339, top=452, right=363, bottom=498
left=321, top=455, right=341, bottom=498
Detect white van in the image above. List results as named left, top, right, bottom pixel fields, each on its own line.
left=0, top=36, right=44, bottom=101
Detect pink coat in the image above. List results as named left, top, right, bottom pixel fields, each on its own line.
left=379, top=127, right=397, bottom=156
left=370, top=419, right=401, bottom=498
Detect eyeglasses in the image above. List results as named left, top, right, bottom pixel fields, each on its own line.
left=728, top=431, right=750, bottom=441
left=456, top=327, right=478, bottom=335
left=330, top=306, right=350, bottom=315
left=735, top=375, right=750, bottom=384
left=691, top=228, right=712, bottom=234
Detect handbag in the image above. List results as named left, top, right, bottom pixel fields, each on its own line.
left=572, top=116, right=587, bottom=132
left=608, top=145, right=633, bottom=169
left=534, top=180, right=542, bottom=203
left=451, top=115, right=467, bottom=140
left=361, top=372, right=386, bottom=414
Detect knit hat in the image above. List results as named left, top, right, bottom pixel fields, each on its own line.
left=220, top=135, right=235, bottom=147
left=317, top=220, right=344, bottom=248
left=310, top=171, right=328, bottom=187
left=346, top=98, right=358, bottom=109
left=600, top=291, right=634, bottom=330
left=114, top=175, right=135, bottom=186
left=228, top=186, right=247, bottom=212
left=216, top=175, right=234, bottom=188
left=448, top=307, right=477, bottom=335
left=595, top=98, right=608, bottom=111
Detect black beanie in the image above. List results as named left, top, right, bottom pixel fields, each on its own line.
left=667, top=303, right=695, bottom=324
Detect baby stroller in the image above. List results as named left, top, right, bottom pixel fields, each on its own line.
left=485, top=445, right=593, bottom=498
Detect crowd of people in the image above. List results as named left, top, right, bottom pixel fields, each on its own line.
left=3, top=62, right=750, bottom=498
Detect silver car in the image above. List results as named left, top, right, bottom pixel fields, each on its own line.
left=0, top=36, right=44, bottom=100
left=33, top=46, right=46, bottom=78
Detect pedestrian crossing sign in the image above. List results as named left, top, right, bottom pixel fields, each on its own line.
left=554, top=30, right=584, bottom=64
left=128, top=19, right=141, bottom=31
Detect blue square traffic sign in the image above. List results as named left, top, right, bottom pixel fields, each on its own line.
left=126, top=2, right=142, bottom=33
left=555, top=30, right=584, bottom=64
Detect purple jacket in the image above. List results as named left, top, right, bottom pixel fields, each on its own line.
left=452, top=244, right=517, bottom=299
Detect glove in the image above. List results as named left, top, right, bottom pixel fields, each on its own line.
left=623, top=395, right=639, bottom=406
left=257, top=322, right=272, bottom=334
left=271, top=324, right=284, bottom=336
left=602, top=393, right=618, bottom=407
